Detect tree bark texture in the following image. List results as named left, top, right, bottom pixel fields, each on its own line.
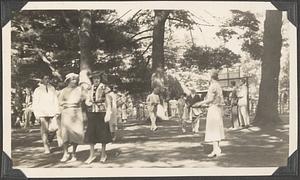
left=254, top=10, right=282, bottom=124
left=79, top=10, right=92, bottom=72
left=152, top=10, right=170, bottom=71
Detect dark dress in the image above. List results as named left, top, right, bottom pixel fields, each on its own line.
left=84, top=85, right=112, bottom=144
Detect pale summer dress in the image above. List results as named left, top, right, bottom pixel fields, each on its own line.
left=59, top=86, right=87, bottom=145
left=204, top=82, right=225, bottom=142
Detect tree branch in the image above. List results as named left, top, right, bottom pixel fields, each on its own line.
left=130, top=29, right=153, bottom=39
left=141, top=42, right=153, bottom=56
left=145, top=56, right=151, bottom=66
left=36, top=50, right=63, bottom=81
left=131, top=36, right=152, bottom=43
left=110, top=9, right=132, bottom=24
left=128, top=9, right=142, bottom=21
left=168, top=17, right=223, bottom=27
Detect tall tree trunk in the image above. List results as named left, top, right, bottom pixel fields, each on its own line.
left=152, top=10, right=170, bottom=71
left=254, top=10, right=282, bottom=124
left=79, top=10, right=92, bottom=72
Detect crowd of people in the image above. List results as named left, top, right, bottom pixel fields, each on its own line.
left=19, top=71, right=131, bottom=163
left=15, top=67, right=253, bottom=161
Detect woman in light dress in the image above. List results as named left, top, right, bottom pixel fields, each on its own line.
left=194, top=70, right=225, bottom=158
left=58, top=73, right=88, bottom=162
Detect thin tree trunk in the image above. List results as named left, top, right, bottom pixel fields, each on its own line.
left=152, top=10, right=170, bottom=71
left=254, top=10, right=282, bottom=124
left=79, top=10, right=92, bottom=72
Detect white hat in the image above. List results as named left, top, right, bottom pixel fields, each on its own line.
left=64, top=73, right=79, bottom=82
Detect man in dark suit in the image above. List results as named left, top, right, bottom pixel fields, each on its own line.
left=186, top=89, right=202, bottom=133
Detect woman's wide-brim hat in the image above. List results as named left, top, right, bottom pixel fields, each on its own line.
left=64, top=73, right=79, bottom=82
left=89, top=70, right=105, bottom=78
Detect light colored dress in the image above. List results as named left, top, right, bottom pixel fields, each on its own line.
left=108, top=91, right=118, bottom=132
left=205, top=82, right=225, bottom=142
left=59, top=86, right=87, bottom=145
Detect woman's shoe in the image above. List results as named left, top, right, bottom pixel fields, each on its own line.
left=68, top=155, right=77, bottom=162
left=207, top=152, right=217, bottom=158
left=100, top=154, right=107, bottom=163
left=84, top=156, right=96, bottom=164
left=60, top=154, right=70, bottom=162
left=215, top=148, right=222, bottom=156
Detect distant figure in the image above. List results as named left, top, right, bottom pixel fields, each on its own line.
left=22, top=88, right=33, bottom=128
left=121, top=92, right=128, bottom=123
left=229, top=81, right=239, bottom=129
left=151, top=67, right=168, bottom=116
left=151, top=67, right=165, bottom=95
left=238, top=79, right=250, bottom=128
left=146, top=88, right=160, bottom=131
left=32, top=74, right=60, bottom=154
left=177, top=93, right=187, bottom=133
left=169, top=98, right=178, bottom=118
left=107, top=85, right=119, bottom=141
left=186, top=89, right=202, bottom=133
left=58, top=73, right=87, bottom=162
left=196, top=70, right=225, bottom=158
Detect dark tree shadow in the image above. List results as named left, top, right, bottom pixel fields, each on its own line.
left=11, top=115, right=289, bottom=168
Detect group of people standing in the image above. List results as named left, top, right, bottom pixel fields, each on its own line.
left=30, top=66, right=250, bottom=161
left=31, top=71, right=128, bottom=164
left=229, top=79, right=250, bottom=129
left=147, top=69, right=226, bottom=158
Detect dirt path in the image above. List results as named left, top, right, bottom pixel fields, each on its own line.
left=12, top=115, right=289, bottom=168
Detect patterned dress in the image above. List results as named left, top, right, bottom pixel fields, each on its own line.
left=84, top=84, right=112, bottom=144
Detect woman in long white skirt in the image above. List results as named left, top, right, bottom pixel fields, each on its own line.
left=194, top=70, right=225, bottom=158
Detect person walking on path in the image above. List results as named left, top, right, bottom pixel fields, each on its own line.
left=32, top=74, right=60, bottom=154
left=84, top=73, right=112, bottom=164
left=238, top=79, right=250, bottom=128
left=229, top=81, right=239, bottom=129
left=195, top=70, right=225, bottom=158
left=58, top=73, right=87, bottom=162
left=146, top=88, right=160, bottom=131
left=151, top=67, right=169, bottom=118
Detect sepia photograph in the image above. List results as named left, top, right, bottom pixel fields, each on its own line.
left=1, top=0, right=298, bottom=178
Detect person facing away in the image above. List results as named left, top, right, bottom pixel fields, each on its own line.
left=146, top=87, right=160, bottom=131
left=229, top=81, right=239, bottom=129
left=237, top=78, right=250, bottom=128
left=195, top=70, right=225, bottom=158
left=32, top=74, right=60, bottom=154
